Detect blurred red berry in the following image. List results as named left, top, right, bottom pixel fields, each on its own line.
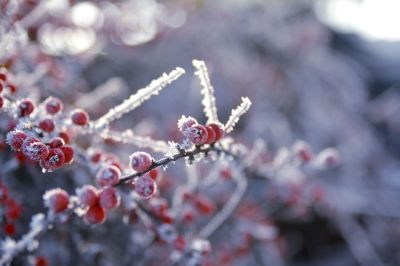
left=44, top=96, right=63, bottom=114
left=129, top=152, right=153, bottom=172
left=60, top=145, right=74, bottom=164
left=135, top=177, right=157, bottom=199
left=99, top=186, right=120, bottom=209
left=18, top=99, right=35, bottom=117
left=71, top=109, right=89, bottom=126
left=43, top=188, right=69, bottom=213
left=84, top=203, right=106, bottom=225
left=38, top=119, right=55, bottom=133
left=96, top=165, right=121, bottom=186
left=76, top=185, right=99, bottom=207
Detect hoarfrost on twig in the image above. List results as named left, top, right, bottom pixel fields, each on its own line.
left=93, top=67, right=185, bottom=130
left=193, top=60, right=219, bottom=124
left=224, top=97, right=252, bottom=133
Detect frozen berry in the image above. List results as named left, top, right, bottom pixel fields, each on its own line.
left=49, top=137, right=65, bottom=148
left=23, top=141, right=49, bottom=161
left=178, top=116, right=198, bottom=132
left=60, top=145, right=74, bottom=164
left=44, top=96, right=63, bottom=114
left=71, top=109, right=89, bottom=126
left=129, top=152, right=153, bottom=172
left=204, top=126, right=216, bottom=144
left=38, top=119, right=55, bottom=133
left=58, top=132, right=70, bottom=144
left=135, top=176, right=157, bottom=199
left=3, top=223, right=16, bottom=235
left=6, top=130, right=27, bottom=151
left=99, top=186, right=120, bottom=209
left=41, top=148, right=65, bottom=171
left=18, top=99, right=35, bottom=117
left=187, top=124, right=208, bottom=145
left=76, top=185, right=99, bottom=207
left=43, top=188, right=69, bottom=213
left=96, top=165, right=121, bottom=187
left=84, top=203, right=106, bottom=224
left=207, top=123, right=225, bottom=141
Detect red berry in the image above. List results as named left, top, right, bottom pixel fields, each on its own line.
left=44, top=96, right=63, bottom=114
left=149, top=197, right=168, bottom=215
left=0, top=186, right=9, bottom=203
left=96, top=165, right=121, bottom=186
left=293, top=141, right=313, bottom=162
left=58, top=132, right=70, bottom=144
left=207, top=123, right=225, bottom=141
left=35, top=256, right=48, bottom=266
left=60, top=145, right=74, bottom=164
left=187, top=124, right=208, bottom=145
left=5, top=201, right=22, bottom=221
left=49, top=137, right=65, bottom=148
left=0, top=96, right=3, bottom=109
left=43, top=188, right=69, bottom=213
left=84, top=203, right=106, bottom=224
left=76, top=185, right=99, bottom=207
left=23, top=141, right=49, bottom=161
left=40, top=148, right=65, bottom=171
left=204, top=126, right=216, bottom=144
left=129, top=152, right=153, bottom=172
left=134, top=177, right=157, bottom=199
left=71, top=109, right=89, bottom=126
left=7, top=82, right=17, bottom=93
left=149, top=169, right=158, bottom=180
left=18, top=99, right=35, bottom=117
left=178, top=116, right=198, bottom=132
left=99, top=186, right=120, bottom=209
left=194, top=195, right=215, bottom=215
left=0, top=73, right=6, bottom=81
left=6, top=130, right=27, bottom=151
left=38, top=119, right=55, bottom=133
left=174, top=236, right=186, bottom=251
left=3, top=223, right=16, bottom=235
left=90, top=151, right=103, bottom=163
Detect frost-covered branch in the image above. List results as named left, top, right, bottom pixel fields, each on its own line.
left=99, top=129, right=170, bottom=153
left=224, top=97, right=252, bottom=133
left=193, top=60, right=219, bottom=124
left=93, top=67, right=185, bottom=130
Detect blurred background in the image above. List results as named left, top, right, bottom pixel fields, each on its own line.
left=2, top=0, right=400, bottom=265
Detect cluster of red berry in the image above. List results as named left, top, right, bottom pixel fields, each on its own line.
left=178, top=116, right=224, bottom=145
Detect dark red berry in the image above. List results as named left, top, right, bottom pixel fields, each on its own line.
left=49, top=137, right=65, bottom=148
left=44, top=96, right=63, bottom=114
left=38, top=118, right=55, bottom=132
left=60, top=145, right=74, bottom=164
left=18, top=99, right=35, bottom=117
left=71, top=109, right=89, bottom=126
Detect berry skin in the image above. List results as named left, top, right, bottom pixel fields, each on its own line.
left=58, top=132, right=70, bottom=144
left=6, top=130, right=27, bottom=151
left=40, top=148, right=65, bottom=171
left=35, top=256, right=48, bottom=266
left=60, top=145, right=74, bottom=164
left=149, top=169, right=158, bottom=180
left=76, top=185, right=99, bottom=207
left=207, top=123, right=225, bottom=141
left=43, top=188, right=69, bottom=213
left=18, top=99, right=35, bottom=117
left=71, top=109, right=89, bottom=126
left=194, top=195, right=215, bottom=215
left=0, top=72, right=6, bottom=81
left=5, top=200, right=22, bottom=221
left=21, top=137, right=40, bottom=155
left=49, top=137, right=65, bottom=148
left=3, top=223, right=16, bottom=236
left=44, top=96, right=63, bottom=114
left=0, top=96, right=3, bottom=109
left=38, top=119, right=55, bottom=133
left=99, top=186, right=120, bottom=209
left=204, top=126, right=216, bottom=144
left=187, top=124, right=208, bottom=145
left=84, top=203, right=106, bottom=225
left=135, top=176, right=157, bottom=199
left=23, top=141, right=49, bottom=161
left=96, top=165, right=121, bottom=187
left=129, top=152, right=153, bottom=172
left=178, top=116, right=198, bottom=132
